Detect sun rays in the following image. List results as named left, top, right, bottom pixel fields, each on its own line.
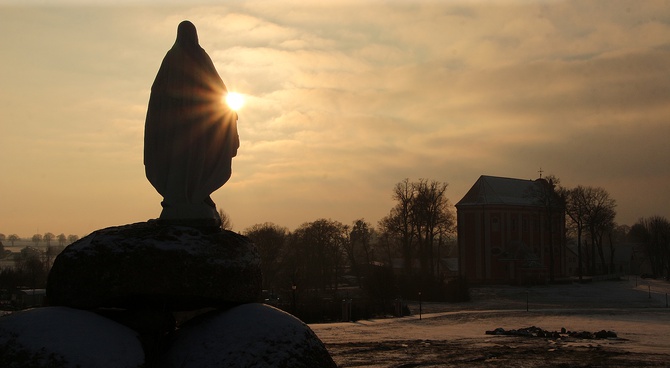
left=225, top=92, right=245, bottom=111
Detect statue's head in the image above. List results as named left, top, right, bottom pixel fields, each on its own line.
left=176, top=20, right=199, bottom=46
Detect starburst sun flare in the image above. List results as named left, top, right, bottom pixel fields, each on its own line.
left=225, top=92, right=245, bottom=111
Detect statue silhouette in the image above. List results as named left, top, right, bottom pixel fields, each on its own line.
left=144, top=20, right=239, bottom=225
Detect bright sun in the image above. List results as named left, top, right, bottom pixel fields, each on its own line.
left=225, top=92, right=245, bottom=111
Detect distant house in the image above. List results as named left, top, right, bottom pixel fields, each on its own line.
left=0, top=287, right=48, bottom=311
left=456, top=175, right=566, bottom=284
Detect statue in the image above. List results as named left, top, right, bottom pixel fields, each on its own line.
left=144, top=20, right=239, bottom=226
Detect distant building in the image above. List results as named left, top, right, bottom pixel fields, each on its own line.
left=3, top=289, right=47, bottom=309
left=456, top=175, right=566, bottom=284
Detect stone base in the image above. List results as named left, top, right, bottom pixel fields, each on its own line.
left=158, top=201, right=222, bottom=226
left=46, top=221, right=262, bottom=311
left=0, top=307, right=145, bottom=368
left=162, top=303, right=337, bottom=368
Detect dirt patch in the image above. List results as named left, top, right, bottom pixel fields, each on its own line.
left=327, top=337, right=670, bottom=367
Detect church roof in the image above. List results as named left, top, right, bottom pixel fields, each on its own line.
left=456, top=175, right=544, bottom=207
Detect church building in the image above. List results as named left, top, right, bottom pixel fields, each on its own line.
left=456, top=175, right=566, bottom=284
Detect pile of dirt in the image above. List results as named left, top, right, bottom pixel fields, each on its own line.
left=485, top=326, right=618, bottom=339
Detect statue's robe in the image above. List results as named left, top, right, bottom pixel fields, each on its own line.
left=144, top=21, right=239, bottom=221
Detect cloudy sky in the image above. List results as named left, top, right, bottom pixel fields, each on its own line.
left=1, top=0, right=669, bottom=237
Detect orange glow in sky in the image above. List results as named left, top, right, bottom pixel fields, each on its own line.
left=1, top=1, right=669, bottom=237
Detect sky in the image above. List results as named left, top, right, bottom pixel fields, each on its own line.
left=1, top=0, right=669, bottom=238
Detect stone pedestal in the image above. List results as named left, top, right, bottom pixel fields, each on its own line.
left=47, top=221, right=262, bottom=311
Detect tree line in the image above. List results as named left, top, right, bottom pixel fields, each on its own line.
left=545, top=175, right=670, bottom=281
left=629, top=216, right=670, bottom=279
left=0, top=233, right=80, bottom=293
left=2, top=176, right=670, bottom=313
left=245, top=175, right=670, bottom=308
left=243, top=178, right=464, bottom=316
left=0, top=233, right=80, bottom=248
left=555, top=178, right=620, bottom=280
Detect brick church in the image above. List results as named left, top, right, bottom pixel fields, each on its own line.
left=456, top=175, right=566, bottom=284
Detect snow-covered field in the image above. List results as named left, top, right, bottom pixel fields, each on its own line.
left=2, top=276, right=668, bottom=367
left=311, top=277, right=670, bottom=367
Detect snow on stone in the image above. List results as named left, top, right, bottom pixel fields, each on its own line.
left=163, top=303, right=333, bottom=367
left=65, top=223, right=259, bottom=268
left=0, top=307, right=144, bottom=368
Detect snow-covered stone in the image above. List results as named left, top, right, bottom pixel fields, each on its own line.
left=0, top=307, right=144, bottom=368
left=162, top=303, right=337, bottom=368
left=47, top=221, right=261, bottom=310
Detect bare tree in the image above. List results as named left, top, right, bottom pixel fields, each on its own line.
left=16, top=246, right=47, bottom=289
left=43, top=232, right=55, bottom=247
left=583, top=187, right=617, bottom=274
left=608, top=224, right=629, bottom=274
left=562, top=186, right=589, bottom=281
left=411, top=179, right=455, bottom=276
left=218, top=208, right=233, bottom=231
left=67, top=234, right=79, bottom=244
left=344, top=219, right=376, bottom=286
left=375, top=230, right=397, bottom=267
left=31, top=234, right=42, bottom=247
left=630, top=216, right=670, bottom=278
left=563, top=185, right=618, bottom=276
left=379, top=178, right=416, bottom=274
left=8, top=234, right=20, bottom=246
left=379, top=179, right=455, bottom=279
left=243, top=222, right=289, bottom=292
left=57, top=233, right=67, bottom=247
left=289, top=219, right=347, bottom=293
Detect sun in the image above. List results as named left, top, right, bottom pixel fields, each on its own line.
left=225, top=92, right=245, bottom=111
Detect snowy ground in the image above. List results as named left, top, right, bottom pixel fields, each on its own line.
left=311, top=277, right=670, bottom=367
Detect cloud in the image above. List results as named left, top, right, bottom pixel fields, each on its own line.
left=2, top=1, right=670, bottom=235
left=218, top=1, right=670, bottom=225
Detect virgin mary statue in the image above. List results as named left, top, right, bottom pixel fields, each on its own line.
left=144, top=21, right=239, bottom=226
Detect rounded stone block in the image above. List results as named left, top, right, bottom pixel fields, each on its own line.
left=47, top=222, right=261, bottom=311
left=0, top=307, right=145, bottom=368
left=162, top=303, right=337, bottom=368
